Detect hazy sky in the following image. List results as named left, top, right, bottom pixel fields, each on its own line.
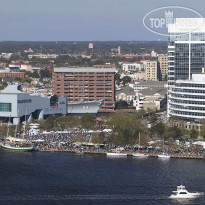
left=0, top=0, right=204, bottom=41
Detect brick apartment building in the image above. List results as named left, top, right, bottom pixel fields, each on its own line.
left=0, top=72, right=26, bottom=79
left=52, top=66, right=117, bottom=111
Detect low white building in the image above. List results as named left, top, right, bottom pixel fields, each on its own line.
left=122, top=61, right=145, bottom=73
left=9, top=61, right=33, bottom=71
left=130, top=80, right=167, bottom=92
left=116, top=85, right=136, bottom=103
left=120, top=72, right=146, bottom=81
left=0, top=53, right=13, bottom=59
left=134, top=87, right=167, bottom=111
left=28, top=54, right=58, bottom=59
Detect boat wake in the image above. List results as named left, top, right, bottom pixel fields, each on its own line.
left=0, top=194, right=191, bottom=201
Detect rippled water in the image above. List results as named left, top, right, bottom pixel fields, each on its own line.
left=0, top=151, right=204, bottom=205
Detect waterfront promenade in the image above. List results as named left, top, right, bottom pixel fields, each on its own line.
left=40, top=147, right=204, bottom=159
left=1, top=130, right=204, bottom=160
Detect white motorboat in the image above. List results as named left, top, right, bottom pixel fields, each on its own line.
left=132, top=153, right=148, bottom=157
left=106, top=152, right=127, bottom=156
left=169, top=185, right=204, bottom=199
left=158, top=153, right=170, bottom=158
left=75, top=149, right=84, bottom=154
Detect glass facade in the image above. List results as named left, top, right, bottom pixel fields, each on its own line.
left=0, top=103, right=11, bottom=112
left=169, top=33, right=205, bottom=82
left=167, top=19, right=205, bottom=121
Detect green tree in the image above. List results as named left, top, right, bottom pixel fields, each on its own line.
left=136, top=109, right=146, bottom=119
left=39, top=116, right=56, bottom=131
left=164, top=126, right=182, bottom=140
left=81, top=113, right=95, bottom=130
left=122, top=76, right=131, bottom=86
left=150, top=122, right=165, bottom=139
left=107, top=113, right=148, bottom=146
left=115, top=73, right=121, bottom=81
left=116, top=100, right=126, bottom=109
left=32, top=71, right=40, bottom=78
left=40, top=69, right=52, bottom=78
left=199, top=120, right=205, bottom=139
left=92, top=132, right=104, bottom=144
left=190, top=129, right=198, bottom=139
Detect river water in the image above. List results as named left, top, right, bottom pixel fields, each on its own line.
left=0, top=151, right=204, bottom=205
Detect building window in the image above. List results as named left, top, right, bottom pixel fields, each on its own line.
left=0, top=103, right=11, bottom=112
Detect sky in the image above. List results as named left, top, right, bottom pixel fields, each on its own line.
left=0, top=0, right=205, bottom=41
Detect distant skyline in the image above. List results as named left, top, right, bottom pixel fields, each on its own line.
left=0, top=0, right=204, bottom=41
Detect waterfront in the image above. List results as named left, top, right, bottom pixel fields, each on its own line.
left=0, top=151, right=204, bottom=205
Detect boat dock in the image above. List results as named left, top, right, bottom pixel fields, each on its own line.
left=39, top=148, right=204, bottom=159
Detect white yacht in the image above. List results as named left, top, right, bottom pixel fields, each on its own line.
left=157, top=153, right=170, bottom=159
left=106, top=152, right=127, bottom=157
left=132, top=153, right=148, bottom=157
left=169, top=185, right=204, bottom=199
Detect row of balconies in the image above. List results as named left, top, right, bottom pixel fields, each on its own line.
left=169, top=111, right=205, bottom=119
left=170, top=101, right=205, bottom=107
left=170, top=90, right=205, bottom=96
left=169, top=95, right=205, bottom=101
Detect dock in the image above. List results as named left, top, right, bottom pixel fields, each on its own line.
left=39, top=148, right=204, bottom=159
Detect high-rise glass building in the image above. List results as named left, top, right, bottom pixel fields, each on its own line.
left=168, top=18, right=205, bottom=121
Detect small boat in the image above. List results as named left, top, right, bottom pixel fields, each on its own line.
left=132, top=153, right=148, bottom=157
left=169, top=185, right=204, bottom=199
left=158, top=152, right=170, bottom=158
left=132, top=132, right=148, bottom=157
left=75, top=148, right=84, bottom=154
left=158, top=138, right=170, bottom=158
left=106, top=152, right=127, bottom=156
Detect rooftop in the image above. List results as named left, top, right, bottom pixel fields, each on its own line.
left=135, top=80, right=167, bottom=86
left=1, top=84, right=23, bottom=94
left=116, top=85, right=135, bottom=96
left=54, top=67, right=117, bottom=73
left=139, top=87, right=167, bottom=96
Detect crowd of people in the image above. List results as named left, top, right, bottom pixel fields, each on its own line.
left=24, top=129, right=111, bottom=151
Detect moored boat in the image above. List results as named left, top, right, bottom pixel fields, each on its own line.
left=132, top=132, right=148, bottom=157
left=106, top=152, right=127, bottom=156
left=158, top=153, right=170, bottom=158
left=1, top=142, right=33, bottom=151
left=132, top=153, right=148, bottom=157
left=0, top=114, right=33, bottom=152
left=158, top=138, right=170, bottom=158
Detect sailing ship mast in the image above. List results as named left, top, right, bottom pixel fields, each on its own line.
left=6, top=115, right=11, bottom=139
left=23, top=107, right=28, bottom=139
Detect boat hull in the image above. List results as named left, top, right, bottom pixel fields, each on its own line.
left=106, top=153, right=127, bottom=156
left=169, top=194, right=202, bottom=199
left=158, top=155, right=170, bottom=158
left=132, top=153, right=148, bottom=157
left=1, top=144, right=33, bottom=152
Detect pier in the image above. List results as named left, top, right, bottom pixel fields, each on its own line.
left=39, top=148, right=204, bottom=159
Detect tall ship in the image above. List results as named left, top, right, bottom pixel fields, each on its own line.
left=1, top=137, right=33, bottom=151
left=0, top=116, right=33, bottom=152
